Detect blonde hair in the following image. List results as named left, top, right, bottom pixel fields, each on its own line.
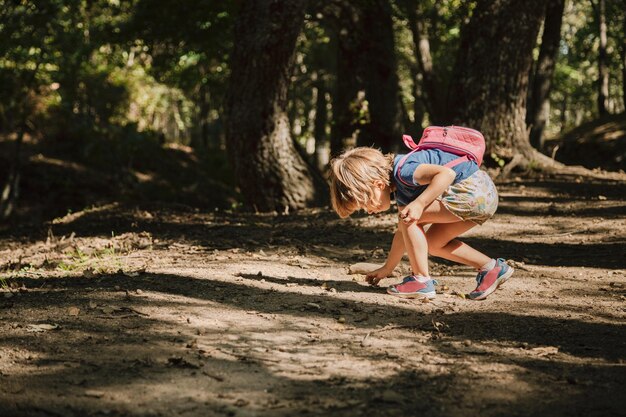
left=329, top=147, right=394, bottom=218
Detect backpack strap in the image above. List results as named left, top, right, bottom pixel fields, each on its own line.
left=396, top=152, right=470, bottom=187
left=395, top=149, right=419, bottom=187
left=443, top=155, right=470, bottom=169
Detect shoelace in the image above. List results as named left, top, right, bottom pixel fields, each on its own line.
left=475, top=270, right=488, bottom=284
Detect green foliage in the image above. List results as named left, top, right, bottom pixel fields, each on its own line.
left=0, top=0, right=625, bottom=219
left=56, top=246, right=121, bottom=273
left=547, top=0, right=625, bottom=138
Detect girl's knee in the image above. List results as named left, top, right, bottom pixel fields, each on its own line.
left=428, top=247, right=443, bottom=257
left=426, top=236, right=449, bottom=253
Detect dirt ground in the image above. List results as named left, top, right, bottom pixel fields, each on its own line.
left=0, top=174, right=625, bottom=417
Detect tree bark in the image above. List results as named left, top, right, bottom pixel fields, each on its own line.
left=404, top=0, right=444, bottom=124
left=330, top=2, right=363, bottom=156
left=593, top=0, right=609, bottom=116
left=224, top=0, right=328, bottom=212
left=313, top=78, right=330, bottom=170
left=358, top=0, right=403, bottom=152
left=527, top=0, right=566, bottom=150
left=447, top=0, right=548, bottom=168
left=622, top=0, right=626, bottom=109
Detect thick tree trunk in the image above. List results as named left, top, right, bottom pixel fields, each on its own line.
left=448, top=0, right=547, bottom=168
left=358, top=0, right=403, bottom=152
left=225, top=0, right=327, bottom=212
left=527, top=0, right=566, bottom=150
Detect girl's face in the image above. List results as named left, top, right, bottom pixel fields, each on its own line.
left=362, top=181, right=392, bottom=214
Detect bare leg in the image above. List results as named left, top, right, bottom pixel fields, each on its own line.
left=416, top=200, right=491, bottom=269
left=398, top=220, right=429, bottom=277
left=425, top=222, right=491, bottom=269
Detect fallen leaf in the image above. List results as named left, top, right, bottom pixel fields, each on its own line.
left=26, top=323, right=60, bottom=332
left=167, top=356, right=201, bottom=369
left=348, top=262, right=383, bottom=275
left=84, top=390, right=105, bottom=398
left=100, top=306, right=124, bottom=314
left=529, top=346, right=559, bottom=356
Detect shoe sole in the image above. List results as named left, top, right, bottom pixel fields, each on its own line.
left=386, top=289, right=436, bottom=299
left=471, top=267, right=515, bottom=301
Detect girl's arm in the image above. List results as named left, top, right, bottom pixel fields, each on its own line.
left=365, top=227, right=404, bottom=285
left=399, top=164, right=456, bottom=223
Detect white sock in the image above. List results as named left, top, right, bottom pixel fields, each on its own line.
left=412, top=274, right=431, bottom=283
left=480, top=259, right=496, bottom=271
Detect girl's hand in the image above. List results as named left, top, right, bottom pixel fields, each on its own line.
left=399, top=200, right=425, bottom=224
left=365, top=265, right=393, bottom=286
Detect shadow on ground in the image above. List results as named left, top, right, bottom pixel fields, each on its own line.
left=1, top=270, right=625, bottom=417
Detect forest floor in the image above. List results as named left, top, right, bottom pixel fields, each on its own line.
left=0, top=173, right=625, bottom=417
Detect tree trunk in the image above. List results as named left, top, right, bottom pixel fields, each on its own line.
left=330, top=3, right=363, bottom=156
left=410, top=64, right=426, bottom=135
left=622, top=0, right=626, bottom=109
left=224, top=0, right=328, bottom=212
left=594, top=0, right=609, bottom=116
left=313, top=79, right=330, bottom=170
left=527, top=0, right=566, bottom=150
left=448, top=0, right=548, bottom=169
left=358, top=0, right=403, bottom=152
left=0, top=128, right=23, bottom=220
left=404, top=0, right=444, bottom=124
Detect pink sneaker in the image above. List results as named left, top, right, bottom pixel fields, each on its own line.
left=469, top=258, right=514, bottom=300
left=387, top=276, right=437, bottom=299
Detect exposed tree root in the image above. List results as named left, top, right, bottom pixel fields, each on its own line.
left=500, top=147, right=625, bottom=181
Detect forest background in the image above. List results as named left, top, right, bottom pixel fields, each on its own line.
left=0, top=0, right=625, bottom=222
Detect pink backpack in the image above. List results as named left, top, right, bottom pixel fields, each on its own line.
left=396, top=126, right=485, bottom=187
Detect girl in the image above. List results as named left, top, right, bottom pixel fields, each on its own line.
left=329, top=146, right=513, bottom=300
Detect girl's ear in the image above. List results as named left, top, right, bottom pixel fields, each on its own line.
left=374, top=180, right=387, bottom=190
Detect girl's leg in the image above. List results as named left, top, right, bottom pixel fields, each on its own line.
left=417, top=200, right=491, bottom=269
left=425, top=222, right=491, bottom=269
left=398, top=220, right=429, bottom=277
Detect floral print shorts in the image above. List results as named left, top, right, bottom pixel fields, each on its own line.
left=438, top=170, right=498, bottom=225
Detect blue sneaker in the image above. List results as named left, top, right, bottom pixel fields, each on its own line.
left=387, top=276, right=437, bottom=299
left=469, top=258, right=514, bottom=300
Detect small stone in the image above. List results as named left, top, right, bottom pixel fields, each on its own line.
left=337, top=317, right=346, bottom=324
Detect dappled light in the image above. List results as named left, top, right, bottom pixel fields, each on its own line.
left=1, top=176, right=625, bottom=416
left=1, top=0, right=625, bottom=416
